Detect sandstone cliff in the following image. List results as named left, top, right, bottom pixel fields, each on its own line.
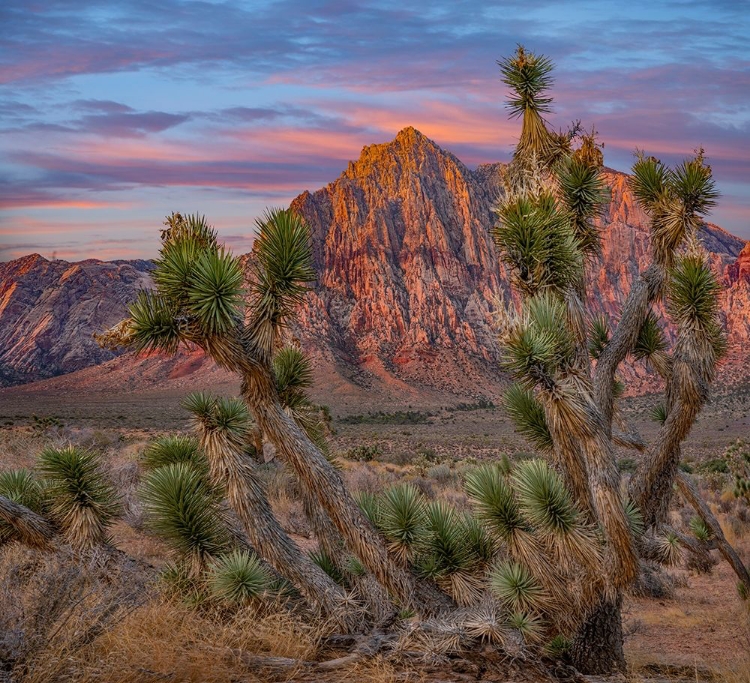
left=0, top=127, right=747, bottom=397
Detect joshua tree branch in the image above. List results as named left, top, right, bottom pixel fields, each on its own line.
left=676, top=472, right=750, bottom=590
left=594, top=264, right=664, bottom=431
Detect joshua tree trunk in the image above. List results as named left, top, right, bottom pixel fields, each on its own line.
left=197, top=427, right=352, bottom=624
left=241, top=367, right=453, bottom=617
left=570, top=595, right=626, bottom=674
left=0, top=494, right=54, bottom=549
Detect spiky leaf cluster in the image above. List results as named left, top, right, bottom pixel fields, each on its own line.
left=490, top=561, right=546, bottom=613
left=502, top=292, right=576, bottom=389
left=493, top=193, right=583, bottom=298
left=588, top=315, right=610, bottom=361
left=37, top=446, right=120, bottom=549
left=130, top=214, right=244, bottom=355
left=503, top=384, right=553, bottom=453
left=247, top=208, right=316, bottom=359
left=630, top=152, right=717, bottom=265
left=140, top=462, right=229, bottom=574
left=142, top=435, right=207, bottom=473
left=209, top=549, right=272, bottom=605
left=557, top=154, right=607, bottom=257
left=0, top=470, right=45, bottom=544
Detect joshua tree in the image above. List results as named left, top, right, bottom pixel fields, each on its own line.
left=492, top=45, right=746, bottom=673
left=99, top=210, right=448, bottom=616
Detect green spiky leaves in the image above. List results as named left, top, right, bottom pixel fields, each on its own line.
left=503, top=384, right=553, bottom=453
left=668, top=254, right=721, bottom=331
left=557, top=155, right=608, bottom=257
left=0, top=469, right=45, bottom=544
left=38, top=446, right=120, bottom=549
left=187, top=248, right=244, bottom=335
left=378, top=483, right=426, bottom=564
left=129, top=214, right=244, bottom=356
left=588, top=314, right=610, bottom=360
left=140, top=462, right=229, bottom=575
left=465, top=465, right=526, bottom=542
left=631, top=152, right=718, bottom=265
left=209, top=549, right=272, bottom=605
left=493, top=193, right=583, bottom=298
left=490, top=561, right=546, bottom=613
left=248, top=208, right=316, bottom=358
left=183, top=393, right=250, bottom=444
left=273, top=346, right=313, bottom=410
left=142, top=435, right=207, bottom=473
left=498, top=46, right=554, bottom=119
left=502, top=292, right=575, bottom=389
left=128, top=290, right=182, bottom=354
left=633, top=312, right=668, bottom=363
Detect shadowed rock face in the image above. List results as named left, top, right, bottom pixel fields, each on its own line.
left=1, top=127, right=747, bottom=394
left=0, top=254, right=153, bottom=386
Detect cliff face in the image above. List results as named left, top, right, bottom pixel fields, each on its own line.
left=0, top=254, right=153, bottom=386
left=0, top=127, right=747, bottom=395
left=289, top=127, right=747, bottom=394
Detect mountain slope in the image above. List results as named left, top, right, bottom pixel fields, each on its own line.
left=0, top=127, right=747, bottom=397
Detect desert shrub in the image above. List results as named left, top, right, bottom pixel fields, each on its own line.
left=344, top=444, right=382, bottom=462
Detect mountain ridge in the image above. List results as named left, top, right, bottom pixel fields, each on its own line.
left=1, top=127, right=747, bottom=398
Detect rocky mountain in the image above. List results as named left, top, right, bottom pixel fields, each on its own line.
left=0, top=127, right=747, bottom=397
left=0, top=254, right=153, bottom=386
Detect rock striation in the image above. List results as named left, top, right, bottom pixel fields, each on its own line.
left=0, top=127, right=747, bottom=395
left=0, top=254, right=152, bottom=386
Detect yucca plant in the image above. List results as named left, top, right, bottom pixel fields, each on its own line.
left=140, top=462, right=229, bottom=577
left=141, top=435, right=207, bottom=473
left=689, top=516, right=713, bottom=543
left=37, top=446, right=120, bottom=550
left=378, top=483, right=427, bottom=565
left=416, top=501, right=483, bottom=605
left=209, top=549, right=273, bottom=606
left=492, top=45, right=733, bottom=674
left=102, top=209, right=432, bottom=616
left=490, top=561, right=547, bottom=614
left=183, top=391, right=350, bottom=623
left=0, top=469, right=45, bottom=544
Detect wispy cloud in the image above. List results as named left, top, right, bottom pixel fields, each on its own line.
left=0, top=0, right=748, bottom=260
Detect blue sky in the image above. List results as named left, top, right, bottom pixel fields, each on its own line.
left=1, top=0, right=748, bottom=260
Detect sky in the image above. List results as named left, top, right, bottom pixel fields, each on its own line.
left=1, top=0, right=749, bottom=262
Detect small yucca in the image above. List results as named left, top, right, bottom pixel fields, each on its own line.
left=378, top=483, right=427, bottom=564
left=141, top=435, right=207, bottom=473
left=37, top=446, right=120, bottom=549
left=208, top=549, right=272, bottom=606
left=490, top=561, right=546, bottom=614
left=689, top=516, right=712, bottom=542
left=0, top=469, right=45, bottom=544
left=140, top=462, right=229, bottom=576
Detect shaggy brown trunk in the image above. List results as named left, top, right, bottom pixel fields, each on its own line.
left=241, top=368, right=453, bottom=617
left=0, top=495, right=54, bottom=549
left=594, top=264, right=664, bottom=431
left=199, top=430, right=352, bottom=624
left=570, top=595, right=626, bottom=674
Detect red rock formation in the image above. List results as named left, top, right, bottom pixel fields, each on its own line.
left=0, top=128, right=747, bottom=397
left=0, top=254, right=152, bottom=386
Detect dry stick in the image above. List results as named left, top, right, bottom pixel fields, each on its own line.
left=0, top=494, right=54, bottom=549
left=676, top=472, right=750, bottom=590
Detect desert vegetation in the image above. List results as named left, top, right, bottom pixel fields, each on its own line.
left=1, top=47, right=749, bottom=682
